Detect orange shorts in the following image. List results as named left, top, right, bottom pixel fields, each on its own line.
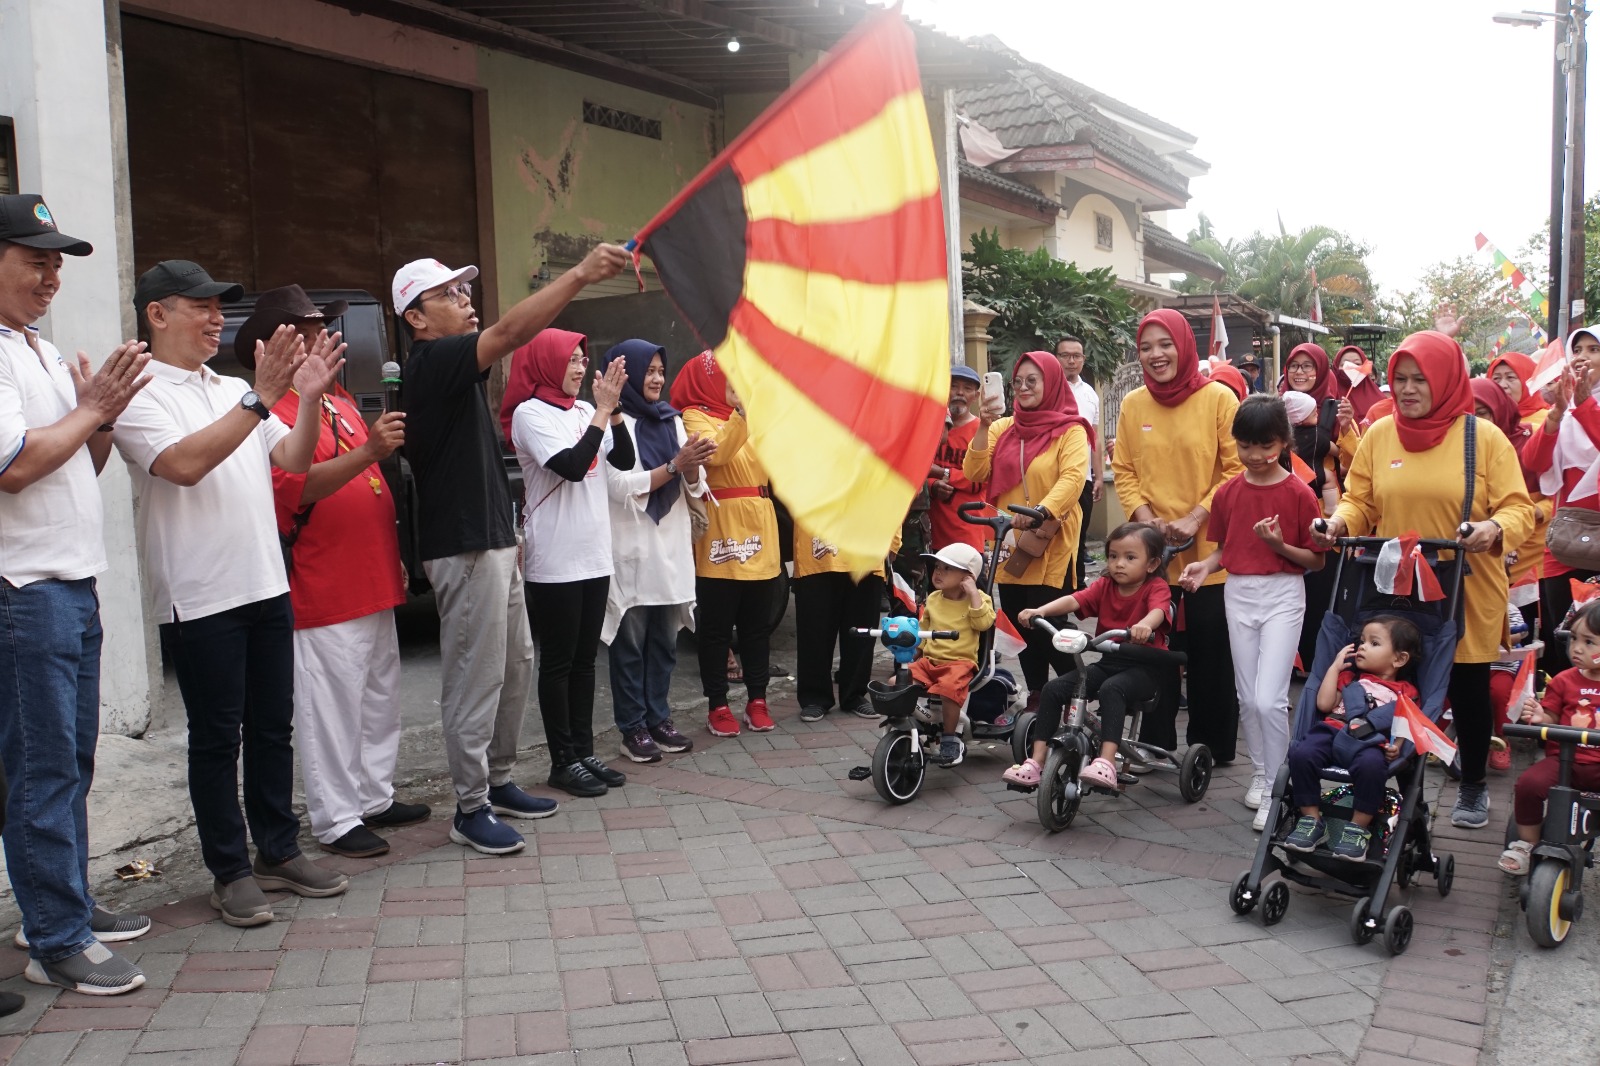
left=909, top=658, right=977, bottom=703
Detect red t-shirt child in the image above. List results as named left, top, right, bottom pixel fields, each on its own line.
left=1071, top=575, right=1172, bottom=649
left=928, top=418, right=990, bottom=552
left=1208, top=472, right=1323, bottom=576
left=1537, top=669, right=1600, bottom=765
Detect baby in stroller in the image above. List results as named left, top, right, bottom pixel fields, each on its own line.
left=1283, top=616, right=1423, bottom=861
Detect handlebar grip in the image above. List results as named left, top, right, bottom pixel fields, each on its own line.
left=928, top=630, right=959, bottom=640
left=1008, top=504, right=1049, bottom=523
left=1504, top=722, right=1600, bottom=746
left=957, top=501, right=986, bottom=515
left=1029, top=617, right=1058, bottom=634
left=1458, top=522, right=1473, bottom=539
left=1100, top=642, right=1188, bottom=667
left=1313, top=518, right=1329, bottom=534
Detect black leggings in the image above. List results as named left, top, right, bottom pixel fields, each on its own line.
left=1173, top=583, right=1240, bottom=763
left=1448, top=661, right=1493, bottom=786
left=1540, top=569, right=1597, bottom=679
left=526, top=576, right=608, bottom=766
left=1036, top=659, right=1157, bottom=750
left=794, top=571, right=883, bottom=710
left=1001, top=583, right=1070, bottom=692
left=697, top=575, right=782, bottom=706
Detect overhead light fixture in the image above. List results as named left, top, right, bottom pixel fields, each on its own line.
left=726, top=36, right=741, bottom=52
left=1492, top=11, right=1546, bottom=26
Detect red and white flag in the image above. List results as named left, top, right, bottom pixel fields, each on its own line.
left=889, top=570, right=918, bottom=616
left=1209, top=295, right=1229, bottom=360
left=1392, top=693, right=1458, bottom=765
left=994, top=611, right=1027, bottom=660
left=1506, top=647, right=1538, bottom=723
left=1528, top=337, right=1567, bottom=394
left=1309, top=266, right=1323, bottom=325
left=1374, top=533, right=1445, bottom=602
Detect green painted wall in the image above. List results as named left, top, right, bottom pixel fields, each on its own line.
left=479, top=47, right=719, bottom=315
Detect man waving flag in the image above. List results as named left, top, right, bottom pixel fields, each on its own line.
left=630, top=8, right=949, bottom=576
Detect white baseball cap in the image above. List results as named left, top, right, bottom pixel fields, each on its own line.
left=920, top=542, right=985, bottom=579
left=391, top=259, right=479, bottom=315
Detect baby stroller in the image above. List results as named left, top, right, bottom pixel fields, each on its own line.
left=847, top=502, right=1042, bottom=805
left=1229, top=532, right=1464, bottom=956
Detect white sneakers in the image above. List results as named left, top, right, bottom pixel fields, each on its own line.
left=1252, top=804, right=1271, bottom=832
left=1243, top=774, right=1267, bottom=810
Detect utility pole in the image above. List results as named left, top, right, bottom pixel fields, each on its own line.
left=1568, top=2, right=1589, bottom=330
left=1552, top=0, right=1572, bottom=337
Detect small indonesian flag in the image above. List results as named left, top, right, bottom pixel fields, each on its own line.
left=1527, top=337, right=1567, bottom=394
left=889, top=569, right=918, bottom=615
left=1375, top=532, right=1445, bottom=602
left=1342, top=357, right=1375, bottom=388
left=1209, top=295, right=1229, bottom=360
left=994, top=611, right=1027, bottom=660
left=1309, top=266, right=1323, bottom=325
left=1507, top=647, right=1538, bottom=723
left=1289, top=451, right=1317, bottom=486
left=1392, top=692, right=1458, bottom=765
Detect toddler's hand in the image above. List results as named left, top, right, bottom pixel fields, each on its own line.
left=1383, top=740, right=1402, bottom=759
left=1520, top=695, right=1540, bottom=723
left=1129, top=623, right=1152, bottom=644
left=1018, top=608, right=1037, bottom=628
left=960, top=574, right=978, bottom=598
left=1338, top=643, right=1356, bottom=669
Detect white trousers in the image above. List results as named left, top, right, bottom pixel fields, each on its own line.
left=1223, top=573, right=1304, bottom=778
left=293, top=610, right=403, bottom=843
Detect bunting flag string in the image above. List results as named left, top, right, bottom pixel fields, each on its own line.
left=1474, top=232, right=1550, bottom=322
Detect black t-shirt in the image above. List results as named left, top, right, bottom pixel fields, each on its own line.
left=401, top=332, right=515, bottom=561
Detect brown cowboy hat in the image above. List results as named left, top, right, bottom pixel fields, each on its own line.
left=233, top=285, right=349, bottom=369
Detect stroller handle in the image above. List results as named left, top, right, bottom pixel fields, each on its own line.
left=1007, top=504, right=1050, bottom=525
left=1311, top=519, right=1472, bottom=554
left=1504, top=722, right=1600, bottom=747
left=958, top=501, right=1011, bottom=533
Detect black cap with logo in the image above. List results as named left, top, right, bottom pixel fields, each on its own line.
left=132, top=260, right=245, bottom=312
left=0, top=194, right=93, bottom=256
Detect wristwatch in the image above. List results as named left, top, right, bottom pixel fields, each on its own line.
left=240, top=391, right=270, bottom=420
left=666, top=459, right=679, bottom=476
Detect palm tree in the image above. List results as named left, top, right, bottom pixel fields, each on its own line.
left=1178, top=216, right=1374, bottom=327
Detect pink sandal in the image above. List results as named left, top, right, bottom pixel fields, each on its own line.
left=1003, top=759, right=1042, bottom=786
left=1078, top=757, right=1120, bottom=789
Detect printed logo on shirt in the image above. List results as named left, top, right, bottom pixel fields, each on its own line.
left=1390, top=460, right=1403, bottom=468
left=810, top=537, right=838, bottom=560
left=710, top=535, right=764, bottom=565
left=1141, top=424, right=1153, bottom=432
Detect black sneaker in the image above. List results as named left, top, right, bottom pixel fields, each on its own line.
left=322, top=825, right=389, bottom=858
left=363, top=799, right=431, bottom=829
left=24, top=942, right=144, bottom=996
left=621, top=727, right=663, bottom=763
left=845, top=698, right=881, bottom=720
left=1282, top=815, right=1326, bottom=853
left=799, top=704, right=828, bottom=723
left=649, top=720, right=693, bottom=753
left=13, top=906, right=150, bottom=950
left=581, top=756, right=627, bottom=788
left=549, top=761, right=608, bottom=798
left=0, top=990, right=21, bottom=1017
left=487, top=782, right=560, bottom=819
left=935, top=736, right=965, bottom=767
left=1330, top=824, right=1372, bottom=862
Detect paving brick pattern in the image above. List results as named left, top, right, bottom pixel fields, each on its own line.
left=0, top=697, right=1513, bottom=1065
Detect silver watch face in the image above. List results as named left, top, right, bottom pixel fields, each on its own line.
left=242, top=391, right=261, bottom=407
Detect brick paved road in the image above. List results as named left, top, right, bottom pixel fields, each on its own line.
left=0, top=699, right=1512, bottom=1065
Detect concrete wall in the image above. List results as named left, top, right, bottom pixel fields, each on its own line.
left=1057, top=189, right=1139, bottom=277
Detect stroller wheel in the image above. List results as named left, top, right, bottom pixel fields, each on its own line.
left=1435, top=854, right=1455, bottom=898
left=1348, top=896, right=1376, bottom=945
left=871, top=731, right=925, bottom=805
left=1037, top=742, right=1083, bottom=833
left=1382, top=905, right=1414, bottom=955
left=1261, top=880, right=1290, bottom=926
left=1526, top=860, right=1575, bottom=948
left=1228, top=871, right=1257, bottom=916
left=1178, top=744, right=1213, bottom=803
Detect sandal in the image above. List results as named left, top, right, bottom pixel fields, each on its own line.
left=1498, top=840, right=1533, bottom=875
left=1002, top=759, right=1042, bottom=786
left=727, top=650, right=744, bottom=683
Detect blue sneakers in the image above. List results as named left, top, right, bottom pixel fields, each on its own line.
left=450, top=806, right=525, bottom=855
left=488, top=782, right=560, bottom=820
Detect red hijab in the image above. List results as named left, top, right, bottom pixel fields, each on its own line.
left=1387, top=331, right=1473, bottom=453
left=500, top=328, right=586, bottom=444
left=1470, top=377, right=1530, bottom=450
left=987, top=352, right=1091, bottom=503
left=1278, top=342, right=1338, bottom=403
left=1206, top=361, right=1248, bottom=401
left=1137, top=309, right=1208, bottom=407
left=1335, top=344, right=1386, bottom=419
left=669, top=349, right=735, bottom=420
left=1486, top=351, right=1550, bottom=420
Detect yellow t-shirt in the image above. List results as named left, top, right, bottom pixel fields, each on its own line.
left=962, top=420, right=1089, bottom=588
left=919, top=588, right=996, bottom=664
left=682, top=409, right=780, bottom=581
left=793, top=523, right=901, bottom=579
left=1112, top=385, right=1243, bottom=585
left=1333, top=416, right=1536, bottom=663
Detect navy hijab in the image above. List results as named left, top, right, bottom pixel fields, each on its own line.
left=608, top=339, right=681, bottom=523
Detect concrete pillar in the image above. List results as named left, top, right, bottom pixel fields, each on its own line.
left=0, top=0, right=155, bottom=735
left=962, top=298, right=998, bottom=375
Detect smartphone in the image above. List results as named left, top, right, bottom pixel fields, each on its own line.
left=982, top=371, right=1005, bottom=406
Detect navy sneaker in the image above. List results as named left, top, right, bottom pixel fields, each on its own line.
left=649, top=720, right=693, bottom=753
left=935, top=736, right=965, bottom=767
left=487, top=782, right=559, bottom=820
left=450, top=806, right=526, bottom=855
left=1330, top=824, right=1371, bottom=862
left=1282, top=815, right=1326, bottom=853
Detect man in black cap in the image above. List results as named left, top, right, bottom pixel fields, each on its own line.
left=0, top=194, right=155, bottom=995
left=113, top=261, right=349, bottom=927
left=237, top=285, right=427, bottom=858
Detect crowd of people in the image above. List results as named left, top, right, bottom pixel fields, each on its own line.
left=0, top=185, right=1592, bottom=1006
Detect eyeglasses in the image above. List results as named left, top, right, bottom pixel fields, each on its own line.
left=569, top=353, right=589, bottom=368
left=422, top=282, right=472, bottom=304
left=1015, top=375, right=1043, bottom=390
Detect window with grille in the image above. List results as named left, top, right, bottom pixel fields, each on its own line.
left=0, top=120, right=15, bottom=196
left=583, top=101, right=662, bottom=141
left=1095, top=212, right=1113, bottom=251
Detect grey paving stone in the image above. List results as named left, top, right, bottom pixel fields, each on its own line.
left=716, top=990, right=783, bottom=1035
left=841, top=1024, right=918, bottom=1066
left=132, top=1026, right=252, bottom=1053
left=991, top=1007, right=1076, bottom=1058
left=61, top=1030, right=140, bottom=1066
left=670, top=995, right=732, bottom=1039
left=1106, top=1011, right=1214, bottom=1045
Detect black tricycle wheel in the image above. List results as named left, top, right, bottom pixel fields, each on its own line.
left=871, top=729, right=925, bottom=805
left=1178, top=744, right=1213, bottom=803
left=1037, top=740, right=1084, bottom=833
left=1526, top=858, right=1575, bottom=948
left=1011, top=711, right=1038, bottom=767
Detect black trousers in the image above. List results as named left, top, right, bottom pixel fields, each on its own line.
left=697, top=575, right=782, bottom=706
left=1170, top=583, right=1240, bottom=764
left=1000, top=583, right=1070, bottom=692
left=1037, top=658, right=1156, bottom=747
left=1540, top=569, right=1597, bottom=679
left=527, top=576, right=609, bottom=766
left=794, top=571, right=883, bottom=711
left=1448, top=661, right=1493, bottom=786
left=1069, top=481, right=1095, bottom=590
left=161, top=594, right=300, bottom=883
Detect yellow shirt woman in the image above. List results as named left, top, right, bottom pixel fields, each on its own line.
left=682, top=408, right=780, bottom=582
left=963, top=415, right=1088, bottom=589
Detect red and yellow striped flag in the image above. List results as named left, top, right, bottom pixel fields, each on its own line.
left=631, top=8, right=949, bottom=575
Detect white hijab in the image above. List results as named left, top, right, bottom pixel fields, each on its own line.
left=1540, top=327, right=1600, bottom=503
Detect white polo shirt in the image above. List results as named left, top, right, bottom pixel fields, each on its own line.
left=1067, top=376, right=1100, bottom=483
left=0, top=325, right=107, bottom=586
left=113, top=359, right=289, bottom=622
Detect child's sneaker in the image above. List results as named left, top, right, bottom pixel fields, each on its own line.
left=936, top=736, right=965, bottom=766
left=1330, top=824, right=1371, bottom=861
left=708, top=705, right=740, bottom=737
left=1078, top=756, right=1119, bottom=789
left=1283, top=815, right=1326, bottom=852
left=745, top=699, right=775, bottom=732
left=1002, top=759, right=1042, bottom=786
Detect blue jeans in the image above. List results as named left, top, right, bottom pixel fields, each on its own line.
left=0, top=577, right=101, bottom=962
left=609, top=604, right=680, bottom=733
left=161, top=594, right=300, bottom=883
